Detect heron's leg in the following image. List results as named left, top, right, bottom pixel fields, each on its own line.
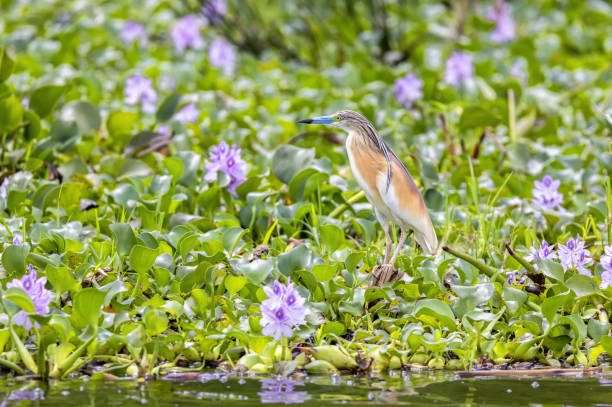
left=389, top=228, right=408, bottom=265
left=374, top=209, right=392, bottom=264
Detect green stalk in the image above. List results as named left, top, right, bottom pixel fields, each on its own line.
left=0, top=357, right=26, bottom=375
left=9, top=325, right=38, bottom=374
left=442, top=246, right=497, bottom=279
left=508, top=89, right=516, bottom=143
left=50, top=331, right=96, bottom=378
left=329, top=191, right=365, bottom=218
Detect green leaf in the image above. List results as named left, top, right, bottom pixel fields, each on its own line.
left=0, top=48, right=15, bottom=82
left=156, top=93, right=181, bottom=122
left=565, top=274, right=597, bottom=297
left=46, top=265, right=80, bottom=294
left=540, top=260, right=564, bottom=282
left=0, top=95, right=23, bottom=132
left=70, top=288, right=105, bottom=329
left=312, top=264, right=338, bottom=282
left=319, top=224, right=345, bottom=252
left=272, top=145, right=315, bottom=184
left=1, top=245, right=30, bottom=276
left=502, top=286, right=527, bottom=314
left=109, top=223, right=137, bottom=256
left=541, top=291, right=574, bottom=323
left=128, top=244, right=158, bottom=273
left=414, top=299, right=456, bottom=328
left=459, top=105, right=501, bottom=129
left=30, top=85, right=65, bottom=118
left=233, top=259, right=273, bottom=285
left=224, top=275, right=247, bottom=294
left=558, top=314, right=587, bottom=342
left=4, top=287, right=35, bottom=313
left=143, top=309, right=168, bottom=336
left=106, top=111, right=138, bottom=142
left=72, top=101, right=101, bottom=132
left=321, top=321, right=346, bottom=336
left=277, top=244, right=314, bottom=275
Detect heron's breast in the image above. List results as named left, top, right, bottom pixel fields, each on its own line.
left=346, top=135, right=390, bottom=212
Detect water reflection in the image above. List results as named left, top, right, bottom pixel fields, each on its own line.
left=259, top=378, right=310, bottom=404
left=0, top=387, right=45, bottom=406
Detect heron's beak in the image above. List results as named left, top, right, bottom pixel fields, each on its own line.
left=297, top=115, right=334, bottom=125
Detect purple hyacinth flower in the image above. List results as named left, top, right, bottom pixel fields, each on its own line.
left=7, top=266, right=53, bottom=330
left=171, top=15, right=204, bottom=52
left=532, top=175, right=563, bottom=211
left=209, top=37, right=236, bottom=76
left=600, top=246, right=612, bottom=289
left=202, top=0, right=227, bottom=24
left=394, top=73, right=423, bottom=109
left=487, top=0, right=516, bottom=43
left=444, top=51, right=473, bottom=87
left=526, top=240, right=557, bottom=263
left=261, top=304, right=294, bottom=340
left=124, top=75, right=158, bottom=114
left=260, top=279, right=307, bottom=340
left=558, top=237, right=593, bottom=276
left=204, top=141, right=247, bottom=194
left=259, top=378, right=310, bottom=404
left=174, top=103, right=199, bottom=124
left=120, top=21, right=147, bottom=46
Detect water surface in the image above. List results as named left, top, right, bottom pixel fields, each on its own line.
left=0, top=371, right=610, bottom=406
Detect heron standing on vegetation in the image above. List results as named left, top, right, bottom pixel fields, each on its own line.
left=298, top=110, right=438, bottom=285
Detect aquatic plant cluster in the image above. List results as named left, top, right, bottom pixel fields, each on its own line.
left=0, top=0, right=610, bottom=379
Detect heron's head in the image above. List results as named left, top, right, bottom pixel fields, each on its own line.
left=297, top=110, right=370, bottom=132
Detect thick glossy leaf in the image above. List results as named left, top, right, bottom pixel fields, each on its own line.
left=30, top=85, right=65, bottom=117
left=70, top=288, right=106, bottom=329
left=4, top=287, right=35, bottom=313
left=109, top=223, right=137, bottom=256
left=414, top=299, right=456, bottom=328
left=233, top=259, right=273, bottom=285
left=272, top=145, right=315, bottom=184
left=1, top=245, right=30, bottom=276
left=565, top=274, right=597, bottom=297
left=129, top=245, right=158, bottom=273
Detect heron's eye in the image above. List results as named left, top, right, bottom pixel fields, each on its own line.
left=336, top=114, right=341, bottom=120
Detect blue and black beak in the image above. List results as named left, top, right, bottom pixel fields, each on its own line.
left=297, top=115, right=335, bottom=125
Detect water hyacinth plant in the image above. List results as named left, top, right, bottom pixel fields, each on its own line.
left=0, top=0, right=610, bottom=384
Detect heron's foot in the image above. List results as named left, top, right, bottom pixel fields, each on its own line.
left=371, top=264, right=401, bottom=287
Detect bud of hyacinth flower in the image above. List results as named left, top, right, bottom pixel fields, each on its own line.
left=599, top=246, right=612, bottom=289
left=12, top=233, right=22, bottom=246
left=7, top=266, right=53, bottom=330
left=487, top=0, right=516, bottom=43
left=525, top=240, right=557, bottom=263
left=204, top=141, right=247, bottom=194
left=532, top=175, right=563, bottom=211
left=171, top=15, right=204, bottom=52
left=120, top=21, right=147, bottom=46
left=558, top=237, right=592, bottom=276
left=174, top=103, right=199, bottom=124
left=208, top=37, right=236, bottom=76
left=124, top=75, right=158, bottom=114
left=394, top=73, right=423, bottom=109
left=260, top=280, right=306, bottom=340
left=202, top=0, right=227, bottom=25
left=444, top=51, right=473, bottom=87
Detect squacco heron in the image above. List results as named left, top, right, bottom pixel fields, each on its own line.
left=298, top=110, right=438, bottom=285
